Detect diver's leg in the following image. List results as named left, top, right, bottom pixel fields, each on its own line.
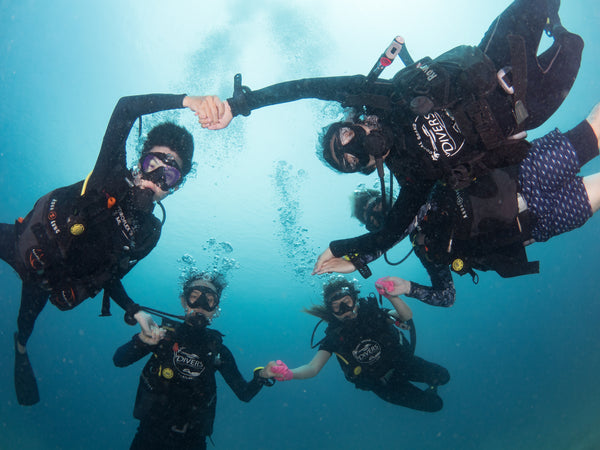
left=479, top=0, right=550, bottom=65
left=0, top=223, right=19, bottom=272
left=14, top=283, right=47, bottom=406
left=523, top=31, right=584, bottom=129
left=16, top=282, right=49, bottom=348
left=520, top=125, right=599, bottom=241
left=371, top=377, right=444, bottom=412
left=583, top=174, right=600, bottom=214
left=402, top=355, right=451, bottom=387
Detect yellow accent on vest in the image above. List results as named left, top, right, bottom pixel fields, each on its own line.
left=452, top=258, right=464, bottom=272
left=162, top=368, right=174, bottom=379
left=80, top=171, right=93, bottom=196
left=334, top=352, right=349, bottom=365
left=69, top=223, right=85, bottom=236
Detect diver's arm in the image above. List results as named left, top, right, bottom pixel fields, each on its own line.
left=407, top=248, right=456, bottom=307
left=226, top=75, right=394, bottom=117
left=218, top=345, right=265, bottom=402
left=289, top=350, right=332, bottom=380
left=113, top=334, right=153, bottom=367
left=90, top=94, right=189, bottom=185
left=329, top=180, right=432, bottom=262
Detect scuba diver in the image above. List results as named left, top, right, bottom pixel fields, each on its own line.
left=113, top=272, right=274, bottom=450
left=0, top=93, right=216, bottom=406
left=194, top=0, right=583, bottom=279
left=349, top=102, right=600, bottom=307
left=263, top=277, right=449, bottom=412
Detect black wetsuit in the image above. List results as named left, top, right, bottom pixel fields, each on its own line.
left=0, top=94, right=188, bottom=347
left=319, top=297, right=449, bottom=412
left=226, top=0, right=583, bottom=267
left=406, top=120, right=598, bottom=307
left=114, top=320, right=265, bottom=450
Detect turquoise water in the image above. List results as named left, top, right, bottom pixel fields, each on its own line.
left=1, top=1, right=599, bottom=448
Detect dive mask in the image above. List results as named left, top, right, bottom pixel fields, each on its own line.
left=186, top=286, right=220, bottom=312
left=326, top=287, right=356, bottom=315
left=328, top=125, right=371, bottom=173
left=140, top=152, right=183, bottom=190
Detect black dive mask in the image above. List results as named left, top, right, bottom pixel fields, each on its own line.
left=140, top=152, right=183, bottom=191
left=329, top=125, right=371, bottom=173
left=326, top=287, right=356, bottom=315
left=186, top=286, right=220, bottom=312
left=329, top=125, right=390, bottom=173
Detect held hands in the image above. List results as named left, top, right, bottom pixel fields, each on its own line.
left=134, top=311, right=165, bottom=345
left=375, top=276, right=411, bottom=298
left=312, top=248, right=356, bottom=275
left=267, top=360, right=294, bottom=381
left=183, top=95, right=233, bottom=130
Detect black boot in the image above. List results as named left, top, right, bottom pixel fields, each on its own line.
left=14, top=333, right=40, bottom=406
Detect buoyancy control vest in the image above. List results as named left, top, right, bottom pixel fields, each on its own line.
left=15, top=177, right=161, bottom=310
left=134, top=324, right=224, bottom=435
left=411, top=168, right=539, bottom=278
left=389, top=45, right=531, bottom=188
left=325, top=297, right=413, bottom=390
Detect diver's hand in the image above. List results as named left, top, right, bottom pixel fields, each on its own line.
left=313, top=248, right=356, bottom=275
left=269, top=360, right=293, bottom=381
left=137, top=326, right=164, bottom=345
left=203, top=100, right=233, bottom=130
left=134, top=311, right=165, bottom=344
left=183, top=95, right=226, bottom=127
left=260, top=361, right=280, bottom=379
left=376, top=276, right=411, bottom=297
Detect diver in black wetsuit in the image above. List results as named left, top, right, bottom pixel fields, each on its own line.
left=0, top=93, right=217, bottom=405
left=194, top=0, right=583, bottom=278
left=114, top=272, right=273, bottom=450
left=262, top=277, right=449, bottom=412
left=353, top=103, right=600, bottom=307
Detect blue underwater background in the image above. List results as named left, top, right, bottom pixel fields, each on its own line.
left=1, top=1, right=600, bottom=449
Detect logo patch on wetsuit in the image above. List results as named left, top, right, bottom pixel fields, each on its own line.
left=352, top=339, right=382, bottom=365
left=412, top=111, right=465, bottom=161
left=172, top=346, right=205, bottom=380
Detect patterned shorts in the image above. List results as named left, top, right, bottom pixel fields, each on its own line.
left=519, top=129, right=592, bottom=242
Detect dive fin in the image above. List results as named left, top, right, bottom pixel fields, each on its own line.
left=14, top=333, right=40, bottom=406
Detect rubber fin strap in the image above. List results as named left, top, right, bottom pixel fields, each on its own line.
left=80, top=171, right=93, bottom=196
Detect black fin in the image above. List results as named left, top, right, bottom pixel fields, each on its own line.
left=14, top=333, right=40, bottom=406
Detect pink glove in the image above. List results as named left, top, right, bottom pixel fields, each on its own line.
left=375, top=278, right=395, bottom=295
left=271, top=360, right=293, bottom=381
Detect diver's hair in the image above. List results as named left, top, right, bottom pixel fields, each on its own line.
left=351, top=188, right=381, bottom=223
left=142, top=122, right=194, bottom=176
left=304, top=276, right=360, bottom=323
left=182, top=271, right=227, bottom=299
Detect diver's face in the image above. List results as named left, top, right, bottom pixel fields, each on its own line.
left=181, top=282, right=220, bottom=321
left=329, top=125, right=375, bottom=173
left=137, top=146, right=184, bottom=201
left=330, top=295, right=357, bottom=321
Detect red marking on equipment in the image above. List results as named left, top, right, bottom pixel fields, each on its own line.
left=107, top=197, right=116, bottom=208
left=380, top=57, right=392, bottom=67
